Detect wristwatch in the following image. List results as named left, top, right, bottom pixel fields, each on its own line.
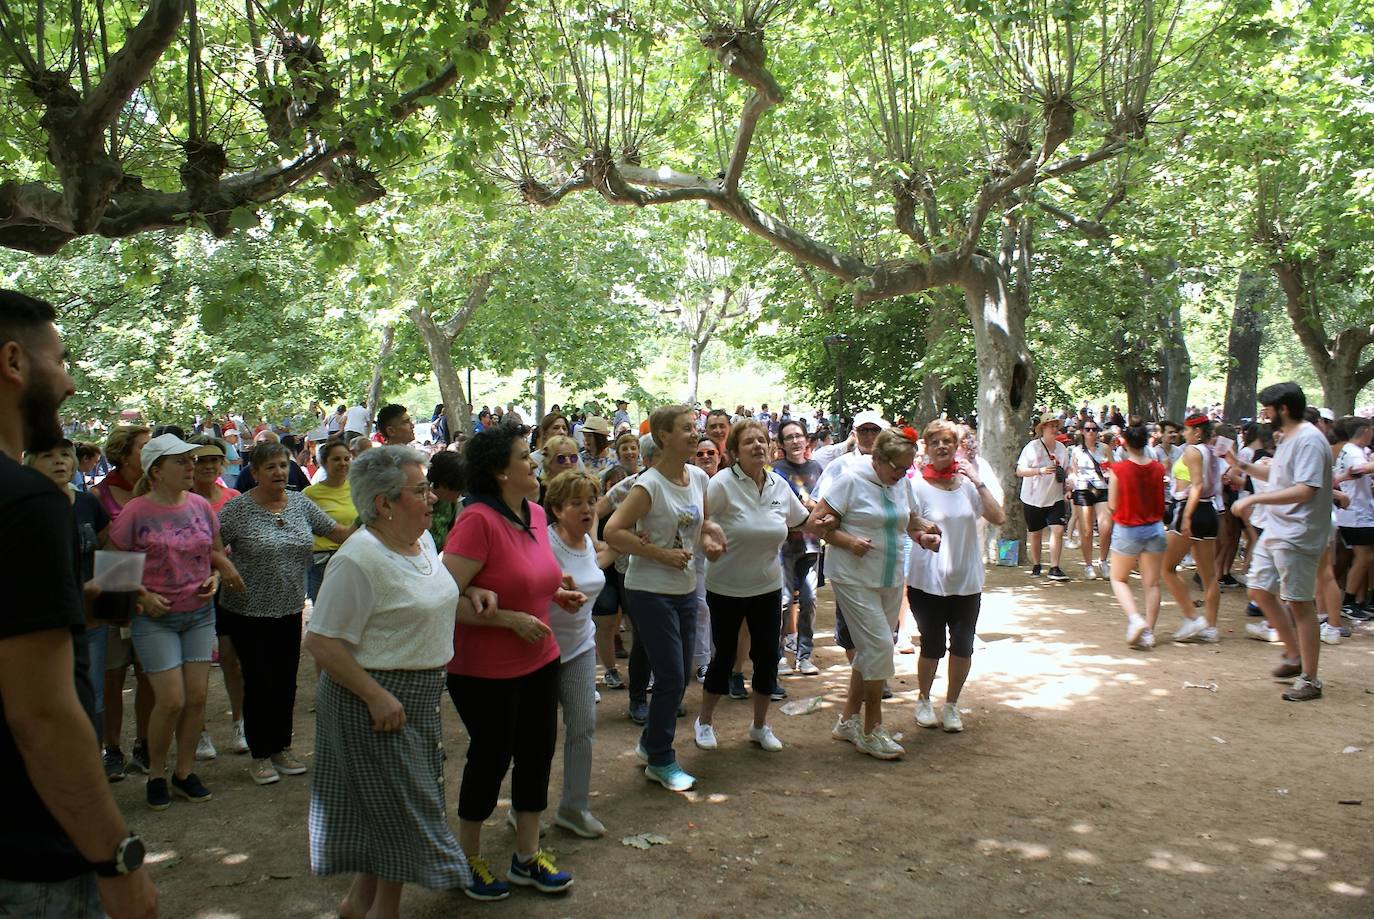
left=93, top=834, right=145, bottom=877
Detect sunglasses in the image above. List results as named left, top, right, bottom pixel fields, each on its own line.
left=696, top=450, right=717, bottom=457
left=1083, top=427, right=1100, bottom=432
left=553, top=454, right=579, bottom=465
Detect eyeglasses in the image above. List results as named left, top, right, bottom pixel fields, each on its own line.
left=857, top=426, right=881, bottom=435
left=782, top=433, right=807, bottom=442
left=400, top=483, right=435, bottom=497
left=553, top=454, right=579, bottom=465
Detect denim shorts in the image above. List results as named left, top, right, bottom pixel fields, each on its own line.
left=0, top=874, right=102, bottom=917
left=1111, top=521, right=1167, bottom=556
left=130, top=603, right=216, bottom=673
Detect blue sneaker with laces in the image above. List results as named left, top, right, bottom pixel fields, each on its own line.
left=644, top=761, right=696, bottom=792
left=508, top=850, right=573, bottom=894
left=464, top=856, right=510, bottom=901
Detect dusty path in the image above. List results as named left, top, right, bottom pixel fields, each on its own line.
left=113, top=568, right=1373, bottom=918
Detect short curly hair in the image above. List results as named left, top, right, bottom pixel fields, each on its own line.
left=464, top=422, right=529, bottom=495
left=544, top=469, right=602, bottom=512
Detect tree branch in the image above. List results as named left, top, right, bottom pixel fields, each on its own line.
left=702, top=29, right=782, bottom=196
left=439, top=271, right=494, bottom=340
left=1036, top=198, right=1109, bottom=238
left=82, top=0, right=188, bottom=133
left=390, top=0, right=512, bottom=120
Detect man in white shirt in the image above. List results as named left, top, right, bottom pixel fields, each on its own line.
left=1015, top=414, right=1070, bottom=580
left=812, top=409, right=886, bottom=471
left=1229, top=382, right=1333, bottom=702
left=344, top=401, right=370, bottom=440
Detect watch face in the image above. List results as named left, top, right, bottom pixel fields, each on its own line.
left=122, top=836, right=146, bottom=872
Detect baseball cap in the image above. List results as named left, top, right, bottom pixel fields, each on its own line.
left=1318, top=407, right=1335, bottom=422
left=141, top=433, right=220, bottom=470
left=852, top=410, right=890, bottom=431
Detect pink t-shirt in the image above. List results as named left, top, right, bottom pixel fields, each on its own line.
left=444, top=501, right=561, bottom=679
left=109, top=493, right=219, bottom=613
left=207, top=486, right=240, bottom=515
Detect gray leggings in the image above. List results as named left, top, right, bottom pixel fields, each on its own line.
left=556, top=648, right=597, bottom=814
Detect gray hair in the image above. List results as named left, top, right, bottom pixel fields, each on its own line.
left=350, top=445, right=427, bottom=525
left=638, top=433, right=658, bottom=464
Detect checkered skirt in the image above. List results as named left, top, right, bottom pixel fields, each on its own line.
left=308, top=668, right=471, bottom=889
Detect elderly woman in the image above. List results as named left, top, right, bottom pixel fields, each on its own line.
left=694, top=420, right=808, bottom=753
left=1161, top=414, right=1220, bottom=642
left=545, top=470, right=619, bottom=838
left=108, top=433, right=236, bottom=809
left=605, top=406, right=726, bottom=793
left=907, top=420, right=1005, bottom=733
left=806, top=428, right=937, bottom=760
left=303, top=439, right=360, bottom=600
left=219, top=442, right=351, bottom=786
left=443, top=424, right=582, bottom=900
left=304, top=447, right=470, bottom=919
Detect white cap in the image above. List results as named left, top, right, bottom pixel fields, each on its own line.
left=1318, top=407, right=1335, bottom=422
left=140, top=433, right=220, bottom=471
left=852, top=410, right=890, bottom=431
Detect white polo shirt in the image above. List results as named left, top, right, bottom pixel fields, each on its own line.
left=822, top=459, right=913, bottom=589
left=705, top=464, right=808, bottom=597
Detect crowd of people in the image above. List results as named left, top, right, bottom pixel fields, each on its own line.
left=4, top=284, right=1371, bottom=917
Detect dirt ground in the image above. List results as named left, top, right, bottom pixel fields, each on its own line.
left=111, top=566, right=1374, bottom=919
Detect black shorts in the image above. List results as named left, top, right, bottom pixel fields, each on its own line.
left=1072, top=487, right=1107, bottom=507
left=592, top=565, right=623, bottom=616
left=1168, top=500, right=1219, bottom=539
left=907, top=588, right=981, bottom=659
left=1024, top=500, right=1068, bottom=533
left=1340, top=526, right=1374, bottom=547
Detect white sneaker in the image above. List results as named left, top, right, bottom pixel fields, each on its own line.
left=941, top=703, right=964, bottom=733
left=914, top=697, right=938, bottom=728
left=748, top=724, right=783, bottom=752
left=1084, top=563, right=1098, bottom=580
left=1139, top=629, right=1156, bottom=650
left=1320, top=622, right=1342, bottom=645
left=595, top=689, right=602, bottom=703
left=777, top=656, right=793, bottom=675
left=1125, top=614, right=1147, bottom=648
left=228, top=720, right=249, bottom=755
left=1173, top=616, right=1207, bottom=642
left=796, top=657, right=820, bottom=676
left=857, top=725, right=905, bottom=760
left=195, top=730, right=217, bottom=761
left=1197, top=626, right=1220, bottom=644
left=693, top=718, right=718, bottom=751
left=1245, top=621, right=1280, bottom=643
left=831, top=714, right=862, bottom=746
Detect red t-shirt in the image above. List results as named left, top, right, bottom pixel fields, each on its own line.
left=1110, top=459, right=1165, bottom=526
left=444, top=501, right=561, bottom=678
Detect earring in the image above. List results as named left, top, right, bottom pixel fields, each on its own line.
left=498, top=474, right=507, bottom=481
left=388, top=514, right=394, bottom=521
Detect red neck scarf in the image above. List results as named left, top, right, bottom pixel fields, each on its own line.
left=104, top=468, right=135, bottom=491
left=922, top=461, right=958, bottom=482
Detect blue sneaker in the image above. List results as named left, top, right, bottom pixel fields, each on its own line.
left=628, top=700, right=649, bottom=725
left=644, top=762, right=696, bottom=792
left=464, top=856, right=510, bottom=901
left=508, top=850, right=573, bottom=894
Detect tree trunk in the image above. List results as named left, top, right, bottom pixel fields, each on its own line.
left=916, top=307, right=953, bottom=422
left=1158, top=265, right=1191, bottom=423
left=534, top=353, right=547, bottom=422
left=409, top=307, right=472, bottom=438
left=962, top=255, right=1035, bottom=550
left=686, top=338, right=705, bottom=405
left=366, top=324, right=394, bottom=421
left=1223, top=268, right=1268, bottom=424
left=1271, top=260, right=1374, bottom=418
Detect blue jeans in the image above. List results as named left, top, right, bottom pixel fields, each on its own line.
left=778, top=548, right=819, bottom=660
left=130, top=604, right=215, bottom=674
left=0, top=874, right=102, bottom=917
left=623, top=589, right=695, bottom=767
left=84, top=624, right=108, bottom=731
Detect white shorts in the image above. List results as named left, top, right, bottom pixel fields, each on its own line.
left=1247, top=536, right=1319, bottom=604
left=829, top=580, right=901, bottom=681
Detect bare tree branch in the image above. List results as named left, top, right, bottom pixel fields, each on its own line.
left=439, top=271, right=494, bottom=339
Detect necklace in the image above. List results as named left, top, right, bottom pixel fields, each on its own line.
left=372, top=527, right=433, bottom=575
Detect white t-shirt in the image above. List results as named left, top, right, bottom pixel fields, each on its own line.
left=344, top=404, right=370, bottom=435
left=705, top=465, right=808, bottom=597
left=1335, top=442, right=1374, bottom=528
left=624, top=464, right=710, bottom=595
left=811, top=440, right=854, bottom=470
left=1248, top=458, right=1274, bottom=530
left=546, top=525, right=603, bottom=662
left=815, top=448, right=868, bottom=500
left=1068, top=443, right=1111, bottom=490
left=1017, top=438, right=1068, bottom=508
left=906, top=478, right=985, bottom=596
left=822, top=459, right=913, bottom=589
left=307, top=529, right=457, bottom=670
left=1263, top=422, right=1334, bottom=552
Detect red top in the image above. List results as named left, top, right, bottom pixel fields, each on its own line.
left=444, top=501, right=562, bottom=678
left=1110, top=459, right=1165, bottom=526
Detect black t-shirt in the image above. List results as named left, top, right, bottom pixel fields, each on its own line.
left=773, top=458, right=823, bottom=553
left=72, top=490, right=110, bottom=584
left=0, top=453, right=94, bottom=881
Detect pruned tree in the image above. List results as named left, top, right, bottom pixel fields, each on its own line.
left=409, top=275, right=494, bottom=437
left=659, top=236, right=755, bottom=403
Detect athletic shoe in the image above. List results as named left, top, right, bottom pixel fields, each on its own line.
left=146, top=777, right=171, bottom=811
left=857, top=725, right=905, bottom=760
left=770, top=685, right=788, bottom=702
left=1245, top=621, right=1280, bottom=643
left=1125, top=614, right=1147, bottom=648
left=250, top=758, right=280, bottom=785
left=1218, top=574, right=1242, bottom=589
left=1139, top=629, right=1156, bottom=650
left=1336, top=624, right=1352, bottom=638
left=508, top=850, right=573, bottom=894
left=170, top=772, right=212, bottom=803
left=1271, top=659, right=1302, bottom=679
left=195, top=731, right=217, bottom=762
left=783, top=633, right=798, bottom=656
left=695, top=664, right=708, bottom=683
left=271, top=750, right=308, bottom=775
left=748, top=724, right=784, bottom=752
left=1047, top=567, right=1070, bottom=582
left=1172, top=616, right=1208, bottom=643
left=729, top=672, right=748, bottom=699
left=634, top=743, right=649, bottom=764
left=796, top=657, right=821, bottom=676
left=693, top=718, right=718, bottom=750
left=1319, top=622, right=1343, bottom=645
left=628, top=701, right=649, bottom=725
left=103, top=746, right=126, bottom=783
left=1197, top=626, right=1220, bottom=644
left=604, top=668, right=625, bottom=689
left=554, top=808, right=606, bottom=839
left=1281, top=675, right=1323, bottom=702
left=777, top=656, right=793, bottom=675
left=832, top=714, right=863, bottom=746
left=1084, top=563, right=1098, bottom=580
left=644, top=762, right=696, bottom=792
left=595, top=690, right=601, bottom=704
left=464, top=856, right=510, bottom=901
left=941, top=703, right=964, bottom=733
left=1245, top=602, right=1264, bottom=617
left=1029, top=564, right=1043, bottom=577
left=914, top=697, right=938, bottom=728
left=127, top=740, right=150, bottom=776
left=228, top=720, right=249, bottom=754
left=505, top=809, right=548, bottom=836
left=1344, top=603, right=1374, bottom=622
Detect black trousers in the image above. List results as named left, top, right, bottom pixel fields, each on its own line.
left=447, top=659, right=559, bottom=820
left=704, top=589, right=782, bottom=696
left=219, top=608, right=301, bottom=759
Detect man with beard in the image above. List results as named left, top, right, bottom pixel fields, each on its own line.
left=0, top=290, right=158, bottom=918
